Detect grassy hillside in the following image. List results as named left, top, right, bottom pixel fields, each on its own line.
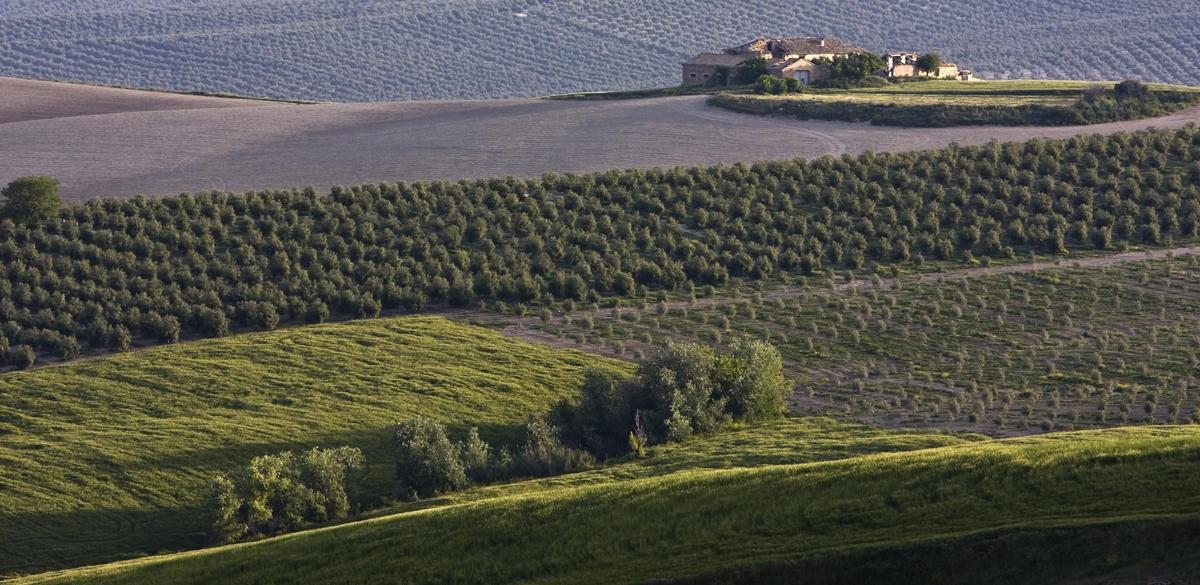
left=0, top=316, right=629, bottom=576
left=17, top=426, right=1200, bottom=585
left=0, top=1, right=1197, bottom=101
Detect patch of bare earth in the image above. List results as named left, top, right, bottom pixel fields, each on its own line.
left=2, top=76, right=1199, bottom=201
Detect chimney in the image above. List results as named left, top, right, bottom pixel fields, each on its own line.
left=820, top=39, right=826, bottom=47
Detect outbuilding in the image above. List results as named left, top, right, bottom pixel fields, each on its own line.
left=682, top=53, right=755, bottom=87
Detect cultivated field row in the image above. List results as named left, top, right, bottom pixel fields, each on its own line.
left=471, top=245, right=1200, bottom=435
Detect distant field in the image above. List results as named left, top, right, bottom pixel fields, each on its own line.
left=0, top=0, right=1198, bottom=101
left=18, top=426, right=1200, bottom=584
left=0, top=316, right=627, bottom=576
left=3, top=77, right=1200, bottom=201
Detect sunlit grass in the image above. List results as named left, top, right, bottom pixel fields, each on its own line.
left=19, top=425, right=1200, bottom=585
left=0, top=316, right=629, bottom=576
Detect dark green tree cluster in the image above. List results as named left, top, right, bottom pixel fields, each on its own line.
left=0, top=128, right=1198, bottom=364
left=2, top=176, right=62, bottom=225
left=207, top=446, right=366, bottom=543
left=554, top=339, right=788, bottom=457
left=755, top=74, right=804, bottom=95
left=1071, top=80, right=1197, bottom=125
left=393, top=416, right=593, bottom=500
left=736, top=57, right=769, bottom=85
left=812, top=53, right=888, bottom=88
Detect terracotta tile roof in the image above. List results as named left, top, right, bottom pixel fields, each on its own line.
left=684, top=52, right=755, bottom=67
left=729, top=37, right=867, bottom=57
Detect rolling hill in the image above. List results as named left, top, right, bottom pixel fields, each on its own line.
left=13, top=426, right=1200, bottom=584
left=0, top=316, right=629, bottom=576
left=0, top=0, right=1197, bottom=101
left=3, top=76, right=1200, bottom=201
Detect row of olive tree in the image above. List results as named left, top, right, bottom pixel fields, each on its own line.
left=6, top=127, right=1194, bottom=366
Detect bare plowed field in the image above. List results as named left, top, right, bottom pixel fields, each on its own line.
left=0, top=76, right=273, bottom=124
left=3, top=78, right=1199, bottom=201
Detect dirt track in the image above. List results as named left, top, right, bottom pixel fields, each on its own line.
left=3, top=77, right=1200, bottom=201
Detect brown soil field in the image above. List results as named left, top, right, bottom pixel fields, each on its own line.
left=3, top=77, right=1200, bottom=202
left=0, top=76, right=276, bottom=125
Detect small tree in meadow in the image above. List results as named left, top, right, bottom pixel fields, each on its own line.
left=393, top=416, right=468, bottom=499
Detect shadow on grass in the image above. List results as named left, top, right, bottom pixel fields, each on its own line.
left=0, top=421, right=528, bottom=578
left=661, top=515, right=1200, bottom=585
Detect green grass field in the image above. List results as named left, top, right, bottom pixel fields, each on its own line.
left=742, top=79, right=1200, bottom=105
left=551, top=80, right=1200, bottom=103
left=709, top=79, right=1200, bottom=126
left=17, top=425, right=1200, bottom=585
left=0, top=316, right=629, bottom=576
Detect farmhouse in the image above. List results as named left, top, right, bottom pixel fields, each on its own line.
left=885, top=52, right=975, bottom=80
left=682, top=36, right=867, bottom=87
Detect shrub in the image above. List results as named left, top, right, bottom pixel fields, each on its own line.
left=1114, top=79, right=1149, bottom=100
left=206, top=446, right=365, bottom=543
left=510, top=417, right=594, bottom=478
left=393, top=417, right=468, bottom=499
left=817, top=53, right=887, bottom=83
left=553, top=367, right=640, bottom=458
left=11, top=344, right=35, bottom=369
left=112, top=325, right=132, bottom=352
left=457, top=427, right=496, bottom=482
left=755, top=74, right=784, bottom=95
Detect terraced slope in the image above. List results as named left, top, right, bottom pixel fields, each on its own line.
left=16, top=426, right=1200, bottom=584
left=0, top=0, right=1197, bottom=101
left=0, top=316, right=628, bottom=576
left=3, top=77, right=1199, bottom=201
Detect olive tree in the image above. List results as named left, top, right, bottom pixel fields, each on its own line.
left=2, top=176, right=62, bottom=223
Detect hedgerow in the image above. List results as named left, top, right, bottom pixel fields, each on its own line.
left=718, top=83, right=1200, bottom=127
left=0, top=127, right=1198, bottom=364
